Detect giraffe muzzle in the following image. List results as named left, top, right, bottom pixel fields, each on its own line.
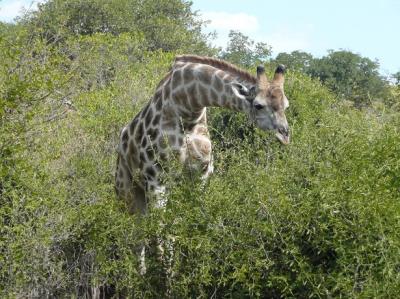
left=275, top=127, right=290, bottom=145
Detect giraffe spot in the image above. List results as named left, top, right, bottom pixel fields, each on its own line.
left=145, top=166, right=156, bottom=179
left=128, top=141, right=138, bottom=163
left=139, top=151, right=146, bottom=163
left=147, top=128, right=158, bottom=141
left=141, top=136, right=147, bottom=148
left=186, top=82, right=196, bottom=96
left=122, top=129, right=128, bottom=142
left=173, top=88, right=187, bottom=106
left=172, top=70, right=183, bottom=90
left=129, top=118, right=138, bottom=135
left=152, top=114, right=161, bottom=126
left=213, top=75, right=223, bottom=92
left=186, top=83, right=200, bottom=108
left=155, top=97, right=162, bottom=110
left=145, top=107, right=153, bottom=126
left=128, top=140, right=135, bottom=153
left=183, top=66, right=194, bottom=84
left=198, top=84, right=209, bottom=106
left=210, top=88, right=219, bottom=102
left=135, top=122, right=144, bottom=143
left=197, top=66, right=213, bottom=85
left=164, top=84, right=171, bottom=100
left=122, top=141, right=128, bottom=152
left=154, top=89, right=162, bottom=100
left=146, top=147, right=155, bottom=161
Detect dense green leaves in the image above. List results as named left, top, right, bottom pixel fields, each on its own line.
left=20, top=0, right=214, bottom=54
left=274, top=50, right=313, bottom=73
left=274, top=50, right=389, bottom=105
left=1, top=1, right=400, bottom=297
left=221, top=30, right=272, bottom=68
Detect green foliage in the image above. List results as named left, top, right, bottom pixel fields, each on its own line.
left=274, top=50, right=389, bottom=105
left=274, top=50, right=314, bottom=73
left=20, top=0, right=215, bottom=54
left=221, top=32, right=390, bottom=107
left=221, top=30, right=272, bottom=68
left=308, top=50, right=387, bottom=104
left=392, top=71, right=400, bottom=85
left=1, top=5, right=400, bottom=297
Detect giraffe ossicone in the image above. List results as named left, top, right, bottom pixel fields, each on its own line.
left=115, top=55, right=290, bottom=213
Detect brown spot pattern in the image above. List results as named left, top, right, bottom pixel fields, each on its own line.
left=145, top=107, right=153, bottom=125
left=213, top=75, right=223, bottom=92
left=152, top=114, right=161, bottom=126
left=210, top=88, right=219, bottom=103
left=198, top=84, right=209, bottom=106
left=183, top=67, right=195, bottom=84
left=175, top=55, right=257, bottom=84
left=172, top=70, right=183, bottom=90
left=197, top=66, right=213, bottom=85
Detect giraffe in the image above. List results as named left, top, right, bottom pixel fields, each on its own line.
left=115, top=55, right=289, bottom=211
left=115, top=55, right=290, bottom=273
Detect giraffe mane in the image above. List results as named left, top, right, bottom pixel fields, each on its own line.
left=174, top=55, right=257, bottom=84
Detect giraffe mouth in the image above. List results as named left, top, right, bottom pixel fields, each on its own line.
left=275, top=131, right=290, bottom=145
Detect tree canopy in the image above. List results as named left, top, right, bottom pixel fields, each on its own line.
left=19, top=0, right=214, bottom=54
left=274, top=49, right=389, bottom=104
left=220, top=30, right=272, bottom=68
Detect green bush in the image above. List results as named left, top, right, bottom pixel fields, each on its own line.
left=1, top=15, right=399, bottom=297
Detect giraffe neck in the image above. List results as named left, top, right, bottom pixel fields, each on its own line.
left=165, top=63, right=254, bottom=125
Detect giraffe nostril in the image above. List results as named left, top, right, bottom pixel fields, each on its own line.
left=254, top=103, right=265, bottom=110
left=278, top=126, right=289, bottom=136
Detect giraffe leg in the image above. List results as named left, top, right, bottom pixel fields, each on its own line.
left=144, top=179, right=176, bottom=290
left=115, top=154, right=148, bottom=275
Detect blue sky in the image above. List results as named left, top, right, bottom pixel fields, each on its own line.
left=1, top=0, right=399, bottom=74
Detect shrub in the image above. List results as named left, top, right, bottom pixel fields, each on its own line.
left=1, top=54, right=399, bottom=297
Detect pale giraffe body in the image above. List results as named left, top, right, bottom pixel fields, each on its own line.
left=115, top=55, right=290, bottom=214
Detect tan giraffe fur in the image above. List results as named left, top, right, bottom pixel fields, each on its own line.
left=115, top=55, right=290, bottom=213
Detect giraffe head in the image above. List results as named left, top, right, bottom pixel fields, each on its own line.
left=241, top=65, right=290, bottom=145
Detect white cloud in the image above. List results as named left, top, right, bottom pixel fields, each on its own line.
left=201, top=11, right=314, bottom=54
left=0, top=0, right=46, bottom=22
left=0, top=0, right=25, bottom=21
left=201, top=11, right=260, bottom=34
left=260, top=25, right=314, bottom=55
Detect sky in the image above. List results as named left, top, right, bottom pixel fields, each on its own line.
left=1, top=0, right=399, bottom=74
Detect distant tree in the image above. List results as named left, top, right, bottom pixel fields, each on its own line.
left=308, top=50, right=387, bottom=103
left=392, top=71, right=400, bottom=85
left=19, top=0, right=214, bottom=54
left=221, top=30, right=272, bottom=67
left=274, top=51, right=313, bottom=73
